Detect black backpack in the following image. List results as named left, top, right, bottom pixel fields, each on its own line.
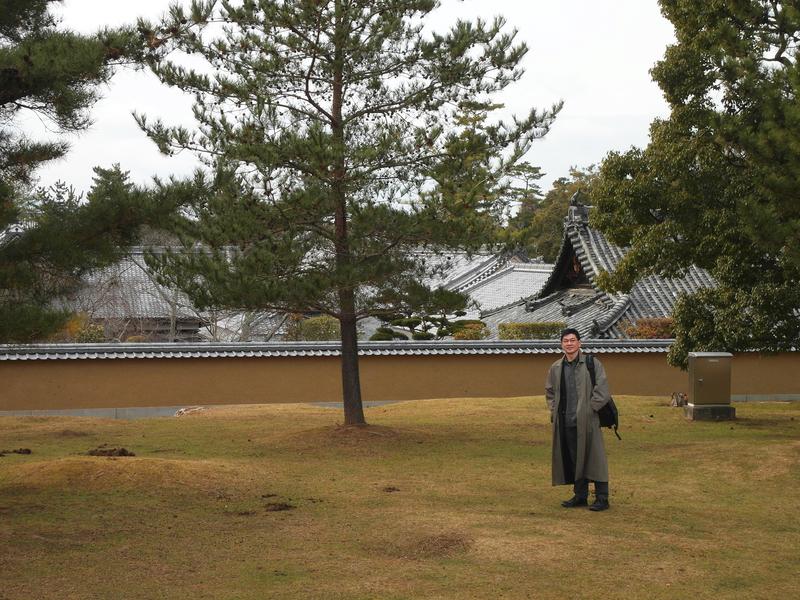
left=585, top=355, right=621, bottom=440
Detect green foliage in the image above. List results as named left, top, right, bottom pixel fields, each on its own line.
left=369, top=327, right=409, bottom=341
left=0, top=302, right=69, bottom=343
left=1, top=0, right=145, bottom=202
left=498, top=161, right=544, bottom=225
left=1, top=167, right=170, bottom=342
left=0, top=2, right=163, bottom=342
left=507, top=166, right=597, bottom=261
left=498, top=321, right=564, bottom=340
left=411, top=331, right=435, bottom=341
left=283, top=314, right=341, bottom=341
left=593, top=1, right=800, bottom=367
left=376, top=283, right=487, bottom=340
left=620, top=317, right=674, bottom=340
left=137, top=1, right=560, bottom=420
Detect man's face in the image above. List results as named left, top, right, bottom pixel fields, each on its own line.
left=561, top=334, right=581, bottom=358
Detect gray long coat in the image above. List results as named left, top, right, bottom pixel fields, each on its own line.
left=545, top=352, right=611, bottom=485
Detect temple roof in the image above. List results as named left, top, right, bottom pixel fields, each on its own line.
left=482, top=199, right=715, bottom=339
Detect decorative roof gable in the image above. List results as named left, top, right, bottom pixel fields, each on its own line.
left=482, top=196, right=715, bottom=339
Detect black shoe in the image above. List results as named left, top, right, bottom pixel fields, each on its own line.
left=561, top=495, right=588, bottom=508
left=588, top=498, right=610, bottom=511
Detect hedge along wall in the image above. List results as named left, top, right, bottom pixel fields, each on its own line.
left=1, top=347, right=798, bottom=412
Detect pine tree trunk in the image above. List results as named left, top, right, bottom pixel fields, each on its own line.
left=332, top=0, right=365, bottom=426
left=339, top=289, right=366, bottom=425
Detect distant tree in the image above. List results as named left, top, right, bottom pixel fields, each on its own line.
left=0, top=167, right=167, bottom=342
left=0, top=1, right=164, bottom=342
left=503, top=162, right=544, bottom=226
left=508, top=166, right=596, bottom=262
left=137, top=0, right=560, bottom=424
left=592, top=1, right=800, bottom=367
left=371, top=283, right=484, bottom=341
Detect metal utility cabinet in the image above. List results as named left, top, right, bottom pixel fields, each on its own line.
left=685, top=352, right=736, bottom=420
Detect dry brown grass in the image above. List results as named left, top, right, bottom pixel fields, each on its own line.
left=1, top=396, right=799, bottom=599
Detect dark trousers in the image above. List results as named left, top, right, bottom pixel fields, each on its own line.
left=565, top=426, right=609, bottom=500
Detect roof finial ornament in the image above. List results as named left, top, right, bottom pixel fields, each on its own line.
left=566, top=189, right=590, bottom=225
left=569, top=189, right=587, bottom=206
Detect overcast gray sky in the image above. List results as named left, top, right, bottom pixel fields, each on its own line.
left=24, top=0, right=675, bottom=193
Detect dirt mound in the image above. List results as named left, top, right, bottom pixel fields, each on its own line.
left=322, top=423, right=403, bottom=440
left=1, top=457, right=245, bottom=493
left=87, top=445, right=135, bottom=457
left=285, top=423, right=429, bottom=450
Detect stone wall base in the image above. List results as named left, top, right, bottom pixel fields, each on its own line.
left=684, top=403, right=736, bottom=421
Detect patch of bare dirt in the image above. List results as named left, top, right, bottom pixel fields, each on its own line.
left=407, top=533, right=473, bottom=559
left=264, top=502, right=294, bottom=512
left=57, top=429, right=90, bottom=437
left=328, top=423, right=403, bottom=440
left=0, top=448, right=31, bottom=456
left=750, top=440, right=800, bottom=480
left=285, top=423, right=429, bottom=451
left=379, top=532, right=473, bottom=560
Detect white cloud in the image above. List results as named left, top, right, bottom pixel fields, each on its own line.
left=31, top=0, right=674, bottom=191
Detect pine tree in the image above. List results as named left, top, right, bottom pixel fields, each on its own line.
left=592, top=0, right=800, bottom=367
left=137, top=0, right=560, bottom=424
left=0, top=1, right=166, bottom=341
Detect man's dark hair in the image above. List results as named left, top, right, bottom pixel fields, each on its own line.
left=560, top=328, right=581, bottom=341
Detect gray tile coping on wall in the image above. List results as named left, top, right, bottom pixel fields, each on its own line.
left=0, top=339, right=674, bottom=361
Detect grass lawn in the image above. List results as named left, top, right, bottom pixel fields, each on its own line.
left=1, top=396, right=798, bottom=599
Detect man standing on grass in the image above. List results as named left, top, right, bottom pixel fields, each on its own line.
left=545, top=328, right=612, bottom=511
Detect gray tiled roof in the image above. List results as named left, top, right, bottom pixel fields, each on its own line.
left=0, top=339, right=673, bottom=360
left=418, top=251, right=501, bottom=288
left=71, top=251, right=199, bottom=321
left=68, top=248, right=550, bottom=341
left=408, top=251, right=553, bottom=317
left=458, top=262, right=552, bottom=314
left=483, top=202, right=715, bottom=339
left=0, top=224, right=24, bottom=248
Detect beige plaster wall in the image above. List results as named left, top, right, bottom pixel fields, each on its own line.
left=0, top=352, right=797, bottom=412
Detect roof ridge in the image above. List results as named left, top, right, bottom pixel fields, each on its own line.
left=447, top=254, right=508, bottom=291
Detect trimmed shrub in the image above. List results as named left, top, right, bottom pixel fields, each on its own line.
left=452, top=322, right=489, bottom=340
left=370, top=327, right=409, bottom=341
left=299, top=315, right=341, bottom=341
left=621, top=317, right=674, bottom=339
left=124, top=335, right=149, bottom=343
left=75, top=324, right=105, bottom=343
left=412, top=331, right=436, bottom=340
left=284, top=314, right=341, bottom=341
left=499, top=321, right=565, bottom=340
